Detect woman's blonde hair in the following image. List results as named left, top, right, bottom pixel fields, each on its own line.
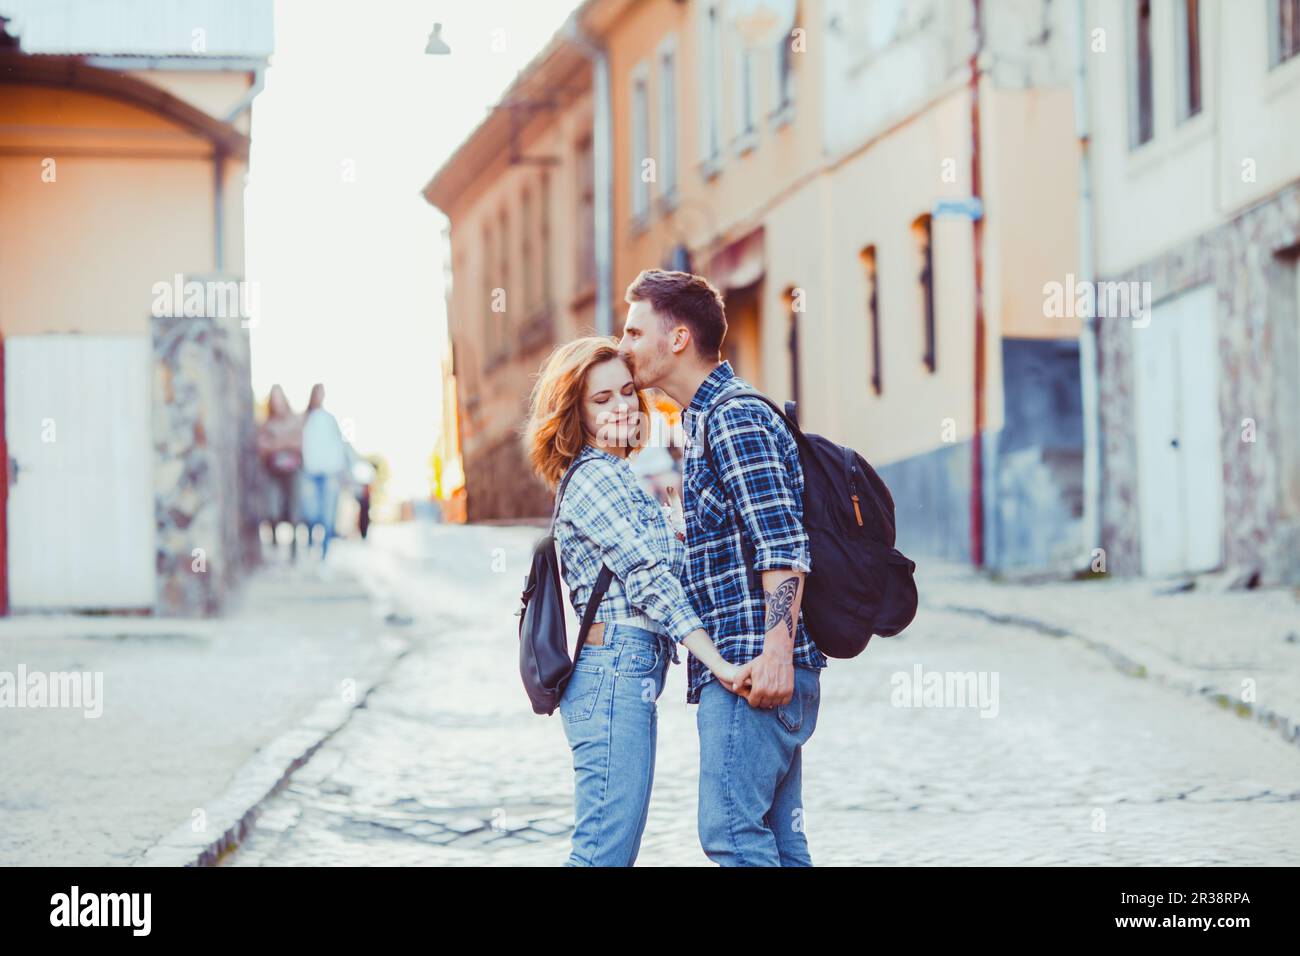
left=523, top=336, right=652, bottom=489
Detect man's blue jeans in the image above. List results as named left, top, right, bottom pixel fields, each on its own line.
left=696, top=663, right=821, bottom=866
left=558, top=622, right=670, bottom=866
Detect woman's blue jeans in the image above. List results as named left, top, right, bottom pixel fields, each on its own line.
left=558, top=622, right=670, bottom=866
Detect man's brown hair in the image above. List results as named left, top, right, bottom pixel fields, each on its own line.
left=624, top=269, right=727, bottom=359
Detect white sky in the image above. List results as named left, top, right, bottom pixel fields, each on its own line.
left=246, top=0, right=580, bottom=500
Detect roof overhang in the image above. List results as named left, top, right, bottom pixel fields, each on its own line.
left=421, top=0, right=635, bottom=214
left=0, top=51, right=251, bottom=159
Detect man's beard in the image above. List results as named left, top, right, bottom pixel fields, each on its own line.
left=634, top=347, right=666, bottom=388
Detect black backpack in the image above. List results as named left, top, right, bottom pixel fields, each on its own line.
left=700, top=388, right=918, bottom=658
left=516, top=457, right=613, bottom=715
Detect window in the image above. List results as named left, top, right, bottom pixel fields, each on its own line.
left=576, top=135, right=596, bottom=291
left=784, top=286, right=800, bottom=409
left=497, top=207, right=510, bottom=350
left=738, top=44, right=759, bottom=137
left=1175, top=0, right=1202, bottom=121
left=521, top=187, right=534, bottom=315
left=771, top=24, right=795, bottom=121
left=540, top=171, right=552, bottom=309
left=482, top=224, right=495, bottom=359
left=1131, top=0, right=1155, bottom=146
left=861, top=246, right=881, bottom=394
left=658, top=38, right=678, bottom=207
left=701, top=3, right=723, bottom=172
left=1273, top=0, right=1300, bottom=65
left=630, top=64, right=651, bottom=226
left=734, top=39, right=757, bottom=148
left=913, top=216, right=935, bottom=373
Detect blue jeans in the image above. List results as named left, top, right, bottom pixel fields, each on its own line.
left=299, top=472, right=340, bottom=557
left=697, top=663, right=821, bottom=866
left=558, top=622, right=670, bottom=866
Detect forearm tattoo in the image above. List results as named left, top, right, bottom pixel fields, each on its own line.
left=764, top=576, right=799, bottom=642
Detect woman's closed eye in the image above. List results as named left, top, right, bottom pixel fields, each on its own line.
left=594, top=384, right=634, bottom=405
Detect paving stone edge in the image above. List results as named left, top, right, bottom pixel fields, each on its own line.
left=934, top=601, right=1300, bottom=754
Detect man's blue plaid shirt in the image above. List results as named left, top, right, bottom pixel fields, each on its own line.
left=680, top=360, right=826, bottom=704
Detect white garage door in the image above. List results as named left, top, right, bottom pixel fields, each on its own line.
left=5, top=335, right=155, bottom=610
left=1133, top=285, right=1224, bottom=577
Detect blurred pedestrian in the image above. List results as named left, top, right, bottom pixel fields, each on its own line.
left=299, top=383, right=346, bottom=562
left=352, top=455, right=377, bottom=540
left=257, top=384, right=303, bottom=561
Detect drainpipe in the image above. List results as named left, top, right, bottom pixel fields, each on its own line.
left=565, top=16, right=614, bottom=335
left=219, top=65, right=264, bottom=277
left=224, top=65, right=265, bottom=125
left=969, top=0, right=986, bottom=568
left=213, top=147, right=225, bottom=273
left=1074, top=0, right=1101, bottom=566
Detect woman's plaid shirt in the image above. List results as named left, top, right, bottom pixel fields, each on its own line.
left=553, top=444, right=704, bottom=662
left=680, top=361, right=826, bottom=704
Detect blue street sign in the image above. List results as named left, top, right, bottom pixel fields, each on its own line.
left=932, top=197, right=984, bottom=220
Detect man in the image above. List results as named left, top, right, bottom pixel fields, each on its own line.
left=617, top=268, right=826, bottom=867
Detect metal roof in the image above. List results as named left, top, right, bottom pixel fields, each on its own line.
left=0, top=0, right=272, bottom=59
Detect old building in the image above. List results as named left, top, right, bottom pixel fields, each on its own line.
left=428, top=0, right=1086, bottom=572
left=424, top=31, right=601, bottom=521
left=1084, top=0, right=1300, bottom=584
left=0, top=0, right=272, bottom=613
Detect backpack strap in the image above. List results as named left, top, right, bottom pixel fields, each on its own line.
left=549, top=456, right=584, bottom=531
left=697, top=388, right=804, bottom=593
left=574, top=565, right=614, bottom=665
left=552, top=453, right=615, bottom=665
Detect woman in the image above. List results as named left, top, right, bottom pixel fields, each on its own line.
left=257, top=385, right=303, bottom=560
left=524, top=336, right=748, bottom=867
left=299, top=383, right=346, bottom=561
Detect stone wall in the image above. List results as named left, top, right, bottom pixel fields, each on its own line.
left=152, top=312, right=261, bottom=615
left=1096, top=182, right=1300, bottom=583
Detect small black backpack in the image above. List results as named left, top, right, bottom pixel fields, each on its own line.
left=516, top=457, right=613, bottom=715
left=700, top=388, right=918, bottom=658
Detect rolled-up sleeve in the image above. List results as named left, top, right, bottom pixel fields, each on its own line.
left=710, top=403, right=812, bottom=573
left=565, top=463, right=706, bottom=644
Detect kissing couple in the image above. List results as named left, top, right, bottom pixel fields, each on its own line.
left=522, top=269, right=825, bottom=867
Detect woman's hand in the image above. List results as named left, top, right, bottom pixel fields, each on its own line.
left=711, top=660, right=753, bottom=698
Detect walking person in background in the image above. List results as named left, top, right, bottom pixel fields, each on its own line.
left=350, top=453, right=377, bottom=541
left=299, top=383, right=347, bottom=564
left=257, top=384, right=303, bottom=562
left=523, top=336, right=753, bottom=867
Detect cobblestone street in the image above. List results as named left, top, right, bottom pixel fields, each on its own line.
left=223, top=521, right=1300, bottom=867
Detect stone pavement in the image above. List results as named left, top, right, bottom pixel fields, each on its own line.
left=0, top=553, right=409, bottom=866
left=221, top=522, right=1300, bottom=867
left=8, top=521, right=1297, bottom=867
left=923, top=562, right=1300, bottom=753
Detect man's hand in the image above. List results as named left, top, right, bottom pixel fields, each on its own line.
left=743, top=648, right=794, bottom=709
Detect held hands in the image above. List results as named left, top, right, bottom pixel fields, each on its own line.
left=704, top=650, right=795, bottom=708
left=739, top=650, right=794, bottom=709
left=711, top=659, right=756, bottom=701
